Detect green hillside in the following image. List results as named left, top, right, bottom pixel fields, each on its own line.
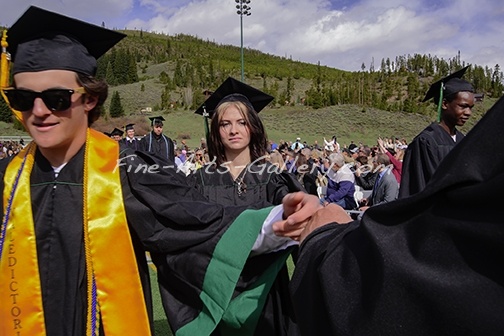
left=1, top=29, right=501, bottom=148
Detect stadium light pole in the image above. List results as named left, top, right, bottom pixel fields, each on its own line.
left=236, top=0, right=251, bottom=82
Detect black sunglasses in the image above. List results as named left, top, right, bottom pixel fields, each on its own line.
left=3, top=87, right=86, bottom=112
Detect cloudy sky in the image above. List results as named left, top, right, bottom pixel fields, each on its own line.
left=1, top=0, right=503, bottom=71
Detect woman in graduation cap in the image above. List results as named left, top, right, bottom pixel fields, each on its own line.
left=0, top=7, right=320, bottom=336
left=191, top=77, right=305, bottom=336
left=399, top=67, right=475, bottom=198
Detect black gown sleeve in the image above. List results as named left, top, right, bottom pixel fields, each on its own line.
left=398, top=132, right=439, bottom=198
left=291, top=97, right=504, bottom=334
left=119, top=149, right=260, bottom=252
left=267, top=168, right=305, bottom=205
left=167, top=136, right=175, bottom=160
left=118, top=149, right=277, bottom=334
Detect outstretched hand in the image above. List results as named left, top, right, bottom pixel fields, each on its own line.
left=273, top=192, right=322, bottom=241
left=299, top=204, right=352, bottom=243
left=377, top=137, right=386, bottom=153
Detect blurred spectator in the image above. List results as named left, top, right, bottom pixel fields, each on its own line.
left=323, top=153, right=356, bottom=210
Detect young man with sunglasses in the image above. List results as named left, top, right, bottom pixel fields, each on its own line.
left=0, top=6, right=319, bottom=336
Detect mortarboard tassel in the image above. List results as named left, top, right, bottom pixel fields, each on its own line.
left=202, top=105, right=210, bottom=140
left=0, top=31, right=9, bottom=89
left=1, top=30, right=23, bottom=123
left=437, top=82, right=444, bottom=123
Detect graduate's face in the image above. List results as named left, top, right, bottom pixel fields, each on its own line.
left=442, top=91, right=475, bottom=127
left=153, top=124, right=163, bottom=135
left=13, top=70, right=95, bottom=157
left=126, top=129, right=135, bottom=138
left=218, top=105, right=251, bottom=153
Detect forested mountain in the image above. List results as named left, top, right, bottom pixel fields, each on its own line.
left=1, top=27, right=502, bottom=145
left=93, top=29, right=503, bottom=117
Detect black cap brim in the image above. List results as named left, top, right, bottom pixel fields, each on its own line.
left=148, top=116, right=165, bottom=121
left=110, top=128, right=124, bottom=137
left=423, top=66, right=470, bottom=102
left=148, top=116, right=165, bottom=125
left=124, top=123, right=135, bottom=130
left=194, top=77, right=274, bottom=118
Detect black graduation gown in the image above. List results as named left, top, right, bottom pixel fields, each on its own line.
left=140, top=131, right=175, bottom=160
left=193, top=162, right=302, bottom=206
left=120, top=137, right=141, bottom=151
left=0, top=147, right=152, bottom=336
left=0, top=145, right=272, bottom=336
left=290, top=97, right=504, bottom=336
left=399, top=122, right=464, bottom=198
left=192, top=162, right=304, bottom=336
left=296, top=163, right=319, bottom=197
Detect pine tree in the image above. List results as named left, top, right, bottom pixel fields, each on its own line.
left=128, top=52, right=138, bottom=83
left=96, top=54, right=108, bottom=80
left=114, top=49, right=129, bottom=84
left=173, top=60, right=184, bottom=87
left=286, top=76, right=294, bottom=103
left=105, top=61, right=116, bottom=86
left=491, top=64, right=503, bottom=97
left=161, top=85, right=173, bottom=110
left=268, top=81, right=279, bottom=106
left=109, top=91, right=125, bottom=118
left=208, top=60, right=215, bottom=86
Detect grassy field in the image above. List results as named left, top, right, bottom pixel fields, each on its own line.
left=149, top=266, right=173, bottom=336
left=96, top=99, right=493, bottom=149
left=1, top=97, right=495, bottom=150
left=149, top=255, right=296, bottom=336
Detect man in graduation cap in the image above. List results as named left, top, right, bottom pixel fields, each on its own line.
left=277, top=93, right=504, bottom=336
left=139, top=115, right=175, bottom=160
left=120, top=123, right=140, bottom=150
left=108, top=127, right=124, bottom=141
left=0, top=6, right=321, bottom=336
left=399, top=66, right=474, bottom=198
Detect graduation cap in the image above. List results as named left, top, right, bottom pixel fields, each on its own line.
left=124, top=123, right=135, bottom=131
left=109, top=128, right=124, bottom=137
left=423, top=66, right=474, bottom=122
left=194, top=77, right=273, bottom=138
left=195, top=77, right=274, bottom=118
left=6, top=6, right=126, bottom=76
left=149, top=116, right=165, bottom=126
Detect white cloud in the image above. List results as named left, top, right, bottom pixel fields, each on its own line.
left=1, top=0, right=503, bottom=71
left=0, top=0, right=134, bottom=27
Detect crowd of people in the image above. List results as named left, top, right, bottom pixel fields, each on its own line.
left=0, top=140, right=25, bottom=159
left=100, top=122, right=407, bottom=218
left=2, top=5, right=503, bottom=336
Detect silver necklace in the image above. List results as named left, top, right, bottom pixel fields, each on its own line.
left=235, top=173, right=247, bottom=196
